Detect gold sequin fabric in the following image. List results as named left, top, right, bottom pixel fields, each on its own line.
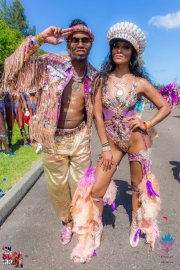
left=42, top=126, right=91, bottom=223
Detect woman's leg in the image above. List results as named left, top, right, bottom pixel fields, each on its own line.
left=0, top=112, right=9, bottom=152
left=6, top=109, right=14, bottom=146
left=70, top=139, right=125, bottom=263
left=128, top=129, right=151, bottom=208
left=91, top=144, right=124, bottom=216
left=128, top=129, right=151, bottom=247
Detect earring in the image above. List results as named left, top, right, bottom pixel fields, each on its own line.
left=130, top=61, right=132, bottom=66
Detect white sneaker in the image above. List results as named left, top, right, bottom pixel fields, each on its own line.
left=36, top=143, right=42, bottom=154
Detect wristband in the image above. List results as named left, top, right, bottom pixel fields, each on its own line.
left=102, top=145, right=111, bottom=152
left=102, top=142, right=109, bottom=146
left=144, top=120, right=152, bottom=130
left=36, top=33, right=45, bottom=46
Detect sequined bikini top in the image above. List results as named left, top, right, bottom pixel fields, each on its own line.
left=102, top=77, right=139, bottom=152
left=102, top=76, right=138, bottom=117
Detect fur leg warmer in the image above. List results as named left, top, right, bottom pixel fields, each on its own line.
left=70, top=167, right=117, bottom=263
left=138, top=172, right=161, bottom=250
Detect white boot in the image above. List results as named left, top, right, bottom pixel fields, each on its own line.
left=129, top=211, right=140, bottom=248
left=36, top=143, right=42, bottom=154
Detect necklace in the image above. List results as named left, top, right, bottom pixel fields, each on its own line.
left=72, top=68, right=86, bottom=92
left=113, top=74, right=130, bottom=98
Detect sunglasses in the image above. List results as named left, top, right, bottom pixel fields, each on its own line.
left=68, top=37, right=92, bottom=45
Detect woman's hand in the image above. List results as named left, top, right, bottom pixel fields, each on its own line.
left=100, top=150, right=115, bottom=171
left=41, top=26, right=72, bottom=45
left=128, top=116, right=146, bottom=131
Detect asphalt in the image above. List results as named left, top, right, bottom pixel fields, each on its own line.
left=0, top=105, right=180, bottom=270
left=0, top=160, right=44, bottom=226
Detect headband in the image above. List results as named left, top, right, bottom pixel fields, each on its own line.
left=67, top=24, right=94, bottom=42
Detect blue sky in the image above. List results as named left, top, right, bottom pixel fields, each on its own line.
left=8, top=0, right=180, bottom=85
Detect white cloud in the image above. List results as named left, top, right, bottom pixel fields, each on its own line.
left=149, top=11, right=180, bottom=29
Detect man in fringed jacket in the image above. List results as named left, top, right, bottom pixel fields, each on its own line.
left=3, top=19, right=97, bottom=245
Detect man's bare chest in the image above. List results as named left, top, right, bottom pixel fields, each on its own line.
left=61, top=79, right=85, bottom=109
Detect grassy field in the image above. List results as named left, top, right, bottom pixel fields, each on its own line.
left=0, top=122, right=41, bottom=192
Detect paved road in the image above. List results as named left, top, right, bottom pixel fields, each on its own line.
left=1, top=105, right=180, bottom=270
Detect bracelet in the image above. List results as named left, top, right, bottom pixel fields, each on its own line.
left=102, top=142, right=109, bottom=146
left=102, top=145, right=111, bottom=152
left=144, top=120, right=153, bottom=130
left=36, top=33, right=45, bottom=46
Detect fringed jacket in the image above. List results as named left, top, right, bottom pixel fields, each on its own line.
left=3, top=36, right=97, bottom=149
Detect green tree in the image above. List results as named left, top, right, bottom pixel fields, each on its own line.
left=0, top=19, right=23, bottom=72
left=138, top=55, right=145, bottom=67
left=28, top=24, right=36, bottom=36
left=8, top=0, right=29, bottom=36
left=37, top=48, right=47, bottom=56
left=0, top=0, right=9, bottom=22
left=1, top=0, right=36, bottom=36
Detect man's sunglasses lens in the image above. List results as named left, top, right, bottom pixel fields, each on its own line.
left=70, top=38, right=91, bottom=44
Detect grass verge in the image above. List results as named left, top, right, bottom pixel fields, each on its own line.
left=0, top=122, right=41, bottom=191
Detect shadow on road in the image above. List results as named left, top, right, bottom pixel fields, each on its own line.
left=169, top=161, right=180, bottom=182
left=102, top=179, right=132, bottom=228
left=102, top=179, right=147, bottom=240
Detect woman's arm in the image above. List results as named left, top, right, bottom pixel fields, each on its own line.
left=93, top=78, right=114, bottom=170
left=128, top=78, right=171, bottom=131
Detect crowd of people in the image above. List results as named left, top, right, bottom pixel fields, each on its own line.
left=0, top=18, right=173, bottom=263
left=0, top=74, right=42, bottom=156
left=159, top=78, right=180, bottom=109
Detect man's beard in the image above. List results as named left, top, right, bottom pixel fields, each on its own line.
left=72, top=56, right=87, bottom=62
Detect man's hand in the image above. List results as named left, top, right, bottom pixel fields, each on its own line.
left=41, top=26, right=72, bottom=45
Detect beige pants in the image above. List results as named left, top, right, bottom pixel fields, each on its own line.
left=42, top=126, right=91, bottom=223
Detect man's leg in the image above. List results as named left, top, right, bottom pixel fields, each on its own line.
left=42, top=148, right=71, bottom=224
left=69, top=127, right=91, bottom=198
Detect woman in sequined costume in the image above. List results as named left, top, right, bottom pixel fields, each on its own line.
left=70, top=22, right=171, bottom=263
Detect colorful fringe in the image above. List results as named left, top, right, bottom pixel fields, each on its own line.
left=2, top=36, right=96, bottom=151
left=70, top=167, right=117, bottom=263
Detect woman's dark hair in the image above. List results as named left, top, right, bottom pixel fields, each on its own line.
left=93, top=39, right=151, bottom=99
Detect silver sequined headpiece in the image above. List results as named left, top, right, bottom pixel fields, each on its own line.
left=107, top=22, right=146, bottom=55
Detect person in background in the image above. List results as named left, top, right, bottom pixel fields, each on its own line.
left=5, top=87, right=31, bottom=148
left=0, top=76, right=16, bottom=156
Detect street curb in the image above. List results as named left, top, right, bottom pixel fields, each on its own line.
left=0, top=159, right=44, bottom=226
